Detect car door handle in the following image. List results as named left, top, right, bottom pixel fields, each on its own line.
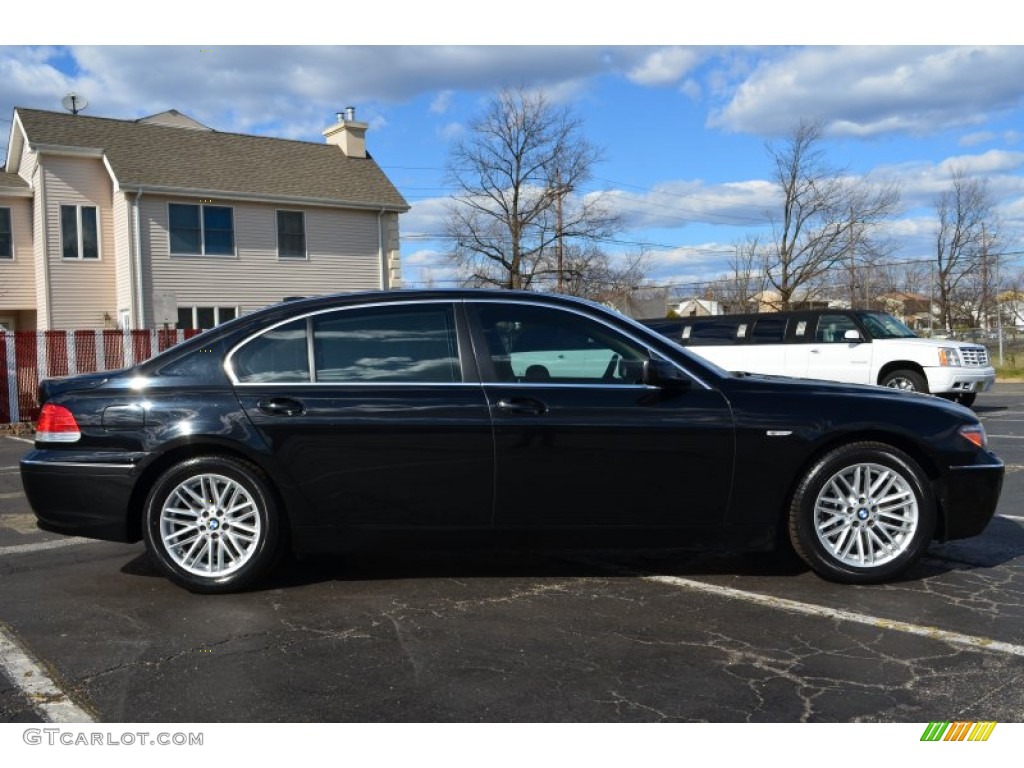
left=496, top=398, right=548, bottom=416
left=257, top=397, right=305, bottom=417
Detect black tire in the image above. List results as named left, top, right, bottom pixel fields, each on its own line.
left=788, top=442, right=935, bottom=584
left=143, top=456, right=284, bottom=593
left=880, top=369, right=928, bottom=393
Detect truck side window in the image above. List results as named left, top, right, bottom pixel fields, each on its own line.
left=814, top=314, right=859, bottom=343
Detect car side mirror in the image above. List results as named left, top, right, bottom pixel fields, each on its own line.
left=843, top=329, right=864, bottom=342
left=642, top=359, right=692, bottom=389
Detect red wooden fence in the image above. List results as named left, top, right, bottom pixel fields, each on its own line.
left=1, top=329, right=200, bottom=424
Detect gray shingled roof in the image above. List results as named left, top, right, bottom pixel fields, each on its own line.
left=15, top=108, right=409, bottom=210
left=0, top=170, right=31, bottom=193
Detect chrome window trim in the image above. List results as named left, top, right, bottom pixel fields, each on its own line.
left=223, top=296, right=712, bottom=390
left=224, top=299, right=466, bottom=386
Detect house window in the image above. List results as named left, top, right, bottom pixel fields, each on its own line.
left=277, top=211, right=306, bottom=259
left=60, top=205, right=99, bottom=259
left=0, top=208, right=12, bottom=259
left=169, top=204, right=235, bottom=256
left=176, top=305, right=238, bottom=330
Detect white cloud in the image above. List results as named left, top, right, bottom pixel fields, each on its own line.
left=709, top=46, right=1024, bottom=138
left=430, top=90, right=454, bottom=114
left=627, top=47, right=701, bottom=86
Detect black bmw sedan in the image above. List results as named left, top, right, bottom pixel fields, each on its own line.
left=20, top=290, right=1004, bottom=593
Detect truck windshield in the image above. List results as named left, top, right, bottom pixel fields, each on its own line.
left=859, top=312, right=918, bottom=339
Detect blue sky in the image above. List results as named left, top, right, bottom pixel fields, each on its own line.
left=3, top=16, right=1023, bottom=296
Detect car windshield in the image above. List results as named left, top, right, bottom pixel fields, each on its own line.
left=859, top=312, right=918, bottom=340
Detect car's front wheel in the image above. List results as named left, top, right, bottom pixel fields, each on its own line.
left=788, top=442, right=935, bottom=584
left=143, top=456, right=283, bottom=593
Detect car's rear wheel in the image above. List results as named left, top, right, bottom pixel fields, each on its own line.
left=143, top=456, right=283, bottom=593
left=788, top=442, right=935, bottom=584
left=880, top=369, right=928, bottom=393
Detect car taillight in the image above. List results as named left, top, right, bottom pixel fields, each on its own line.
left=36, top=403, right=82, bottom=443
left=959, top=424, right=987, bottom=449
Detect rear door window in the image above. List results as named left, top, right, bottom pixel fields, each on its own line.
left=813, top=314, right=859, bottom=343
left=313, top=305, right=460, bottom=383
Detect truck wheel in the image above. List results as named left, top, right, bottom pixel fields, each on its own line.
left=880, top=369, right=928, bottom=393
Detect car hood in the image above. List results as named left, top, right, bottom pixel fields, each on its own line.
left=725, top=371, right=972, bottom=413
left=872, top=337, right=986, bottom=351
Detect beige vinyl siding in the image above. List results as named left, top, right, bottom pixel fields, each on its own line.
left=381, top=212, right=402, bottom=288
left=112, top=190, right=134, bottom=325
left=34, top=164, right=48, bottom=327
left=145, top=197, right=383, bottom=324
left=17, top=138, right=37, bottom=185
left=42, top=156, right=117, bottom=329
left=0, top=197, right=36, bottom=310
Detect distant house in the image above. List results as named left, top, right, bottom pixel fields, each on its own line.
left=877, top=291, right=933, bottom=329
left=668, top=298, right=722, bottom=317
left=748, top=290, right=843, bottom=313
left=0, top=107, right=409, bottom=331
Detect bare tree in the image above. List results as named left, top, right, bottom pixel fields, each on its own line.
left=718, top=235, right=768, bottom=313
left=934, top=169, right=998, bottom=331
left=763, top=121, right=901, bottom=309
left=443, top=87, right=620, bottom=291
left=542, top=243, right=650, bottom=305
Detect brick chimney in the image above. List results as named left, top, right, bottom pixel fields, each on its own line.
left=323, top=106, right=367, bottom=159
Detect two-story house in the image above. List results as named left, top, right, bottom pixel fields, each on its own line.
left=0, top=106, right=409, bottom=331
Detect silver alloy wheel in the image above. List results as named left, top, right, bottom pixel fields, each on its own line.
left=813, top=461, right=919, bottom=568
left=158, top=472, right=262, bottom=577
left=884, top=376, right=917, bottom=391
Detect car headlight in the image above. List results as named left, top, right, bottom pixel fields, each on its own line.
left=938, top=347, right=962, bottom=367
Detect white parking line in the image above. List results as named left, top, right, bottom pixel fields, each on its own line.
left=4, top=436, right=33, bottom=445
left=1000, top=514, right=1024, bottom=522
left=0, top=624, right=94, bottom=722
left=0, top=538, right=92, bottom=557
left=643, top=574, right=1024, bottom=659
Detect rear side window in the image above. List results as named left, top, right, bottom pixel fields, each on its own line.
left=750, top=316, right=787, bottom=344
left=233, top=319, right=311, bottom=382
left=687, top=318, right=747, bottom=345
left=313, top=305, right=460, bottom=383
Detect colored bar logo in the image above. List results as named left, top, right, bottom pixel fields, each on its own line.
left=921, top=722, right=997, bottom=741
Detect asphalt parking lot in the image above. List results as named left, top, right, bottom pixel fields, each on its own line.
left=1, top=386, right=1023, bottom=723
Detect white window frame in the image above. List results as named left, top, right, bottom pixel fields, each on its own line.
left=168, top=203, right=236, bottom=258
left=276, top=209, right=308, bottom=260
left=60, top=204, right=100, bottom=260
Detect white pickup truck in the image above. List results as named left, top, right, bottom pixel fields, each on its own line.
left=645, top=309, right=995, bottom=406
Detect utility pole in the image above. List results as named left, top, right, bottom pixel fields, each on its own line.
left=556, top=167, right=564, bottom=293
left=980, top=224, right=989, bottom=331
left=847, top=208, right=857, bottom=309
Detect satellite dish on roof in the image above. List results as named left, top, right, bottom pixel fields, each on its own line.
left=61, top=93, right=88, bottom=115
